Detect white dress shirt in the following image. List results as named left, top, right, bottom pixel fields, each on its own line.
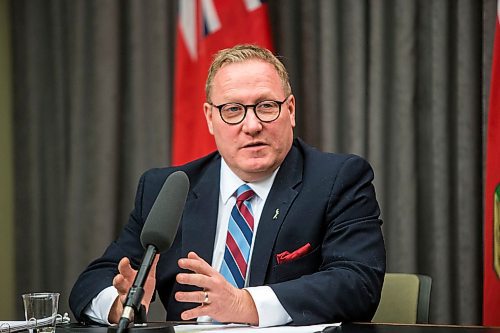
left=84, top=159, right=292, bottom=327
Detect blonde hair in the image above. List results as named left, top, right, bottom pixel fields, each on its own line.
left=205, top=44, right=291, bottom=102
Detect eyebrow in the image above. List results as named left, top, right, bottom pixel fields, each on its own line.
left=220, top=95, right=280, bottom=103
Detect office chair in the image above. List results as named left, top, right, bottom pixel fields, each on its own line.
left=371, top=273, right=432, bottom=324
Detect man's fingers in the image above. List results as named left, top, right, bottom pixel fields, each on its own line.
left=150, top=254, right=160, bottom=277
left=143, top=254, right=159, bottom=311
left=176, top=271, right=211, bottom=288
left=118, top=257, right=136, bottom=279
left=113, top=274, right=129, bottom=294
left=113, top=257, right=137, bottom=295
left=180, top=307, right=205, bottom=321
left=175, top=290, right=207, bottom=304
left=178, top=252, right=213, bottom=275
left=187, top=251, right=201, bottom=260
left=118, top=293, right=127, bottom=305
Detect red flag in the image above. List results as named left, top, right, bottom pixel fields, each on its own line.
left=172, top=0, right=274, bottom=165
left=484, top=1, right=500, bottom=326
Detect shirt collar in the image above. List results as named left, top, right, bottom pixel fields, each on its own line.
left=220, top=158, right=279, bottom=204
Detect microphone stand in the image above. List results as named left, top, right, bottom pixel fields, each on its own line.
left=116, top=246, right=156, bottom=333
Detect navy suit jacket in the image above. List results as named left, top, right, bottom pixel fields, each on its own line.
left=69, top=138, right=386, bottom=325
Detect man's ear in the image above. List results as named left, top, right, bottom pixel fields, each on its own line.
left=204, top=102, right=214, bottom=134
left=287, top=95, right=296, bottom=128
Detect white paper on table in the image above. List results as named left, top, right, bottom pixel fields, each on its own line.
left=174, top=322, right=341, bottom=333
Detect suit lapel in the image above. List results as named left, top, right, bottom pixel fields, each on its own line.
left=248, top=144, right=303, bottom=286
left=181, top=158, right=221, bottom=265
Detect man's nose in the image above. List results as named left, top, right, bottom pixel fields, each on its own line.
left=242, top=107, right=263, bottom=132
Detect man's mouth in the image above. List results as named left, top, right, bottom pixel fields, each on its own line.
left=243, top=142, right=265, bottom=148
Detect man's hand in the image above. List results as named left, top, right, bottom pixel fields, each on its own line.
left=175, top=252, right=259, bottom=325
left=107, top=255, right=159, bottom=324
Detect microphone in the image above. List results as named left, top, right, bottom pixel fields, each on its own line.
left=117, top=171, right=189, bottom=333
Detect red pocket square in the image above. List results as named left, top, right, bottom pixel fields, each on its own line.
left=276, top=243, right=312, bottom=264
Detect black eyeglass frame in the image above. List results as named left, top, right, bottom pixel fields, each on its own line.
left=209, top=95, right=291, bottom=125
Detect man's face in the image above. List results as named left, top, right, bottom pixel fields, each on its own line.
left=204, top=60, right=296, bottom=182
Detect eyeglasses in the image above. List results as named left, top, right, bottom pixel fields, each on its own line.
left=209, top=96, right=290, bottom=125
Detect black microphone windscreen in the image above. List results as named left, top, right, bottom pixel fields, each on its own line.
left=140, top=171, right=189, bottom=252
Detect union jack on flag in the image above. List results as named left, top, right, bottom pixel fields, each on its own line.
left=172, top=0, right=273, bottom=165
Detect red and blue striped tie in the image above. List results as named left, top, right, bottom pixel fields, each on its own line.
left=221, top=184, right=255, bottom=288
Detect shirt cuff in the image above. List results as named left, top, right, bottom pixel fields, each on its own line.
left=245, top=286, right=292, bottom=327
left=83, top=286, right=119, bottom=325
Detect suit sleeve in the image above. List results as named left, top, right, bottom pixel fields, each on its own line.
left=69, top=172, right=148, bottom=323
left=270, top=155, right=386, bottom=325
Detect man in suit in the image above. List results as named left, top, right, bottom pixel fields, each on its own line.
left=69, top=44, right=386, bottom=327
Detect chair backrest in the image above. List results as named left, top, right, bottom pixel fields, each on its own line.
left=372, top=273, right=432, bottom=324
